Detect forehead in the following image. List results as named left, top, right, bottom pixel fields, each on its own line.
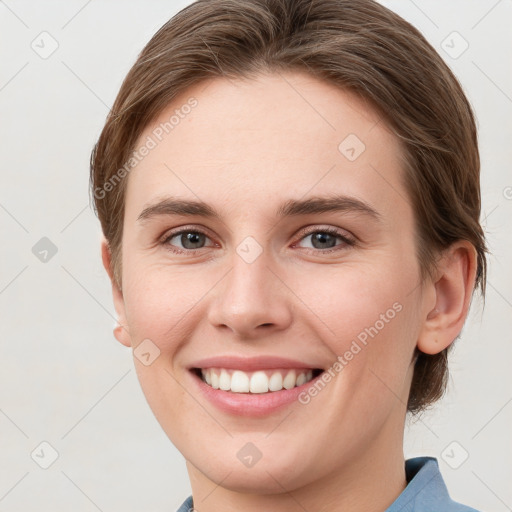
left=125, top=71, right=409, bottom=223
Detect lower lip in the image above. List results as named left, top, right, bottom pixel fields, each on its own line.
left=188, top=369, right=324, bottom=417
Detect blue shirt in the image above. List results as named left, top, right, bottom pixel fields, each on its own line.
left=175, top=457, right=480, bottom=511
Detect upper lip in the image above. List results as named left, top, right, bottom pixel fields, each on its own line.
left=187, top=355, right=323, bottom=372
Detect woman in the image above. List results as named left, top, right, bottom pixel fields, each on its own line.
left=90, top=0, right=487, bottom=510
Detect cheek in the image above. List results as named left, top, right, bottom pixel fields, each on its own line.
left=295, top=257, right=419, bottom=405
left=297, top=257, right=417, bottom=343
left=122, top=261, right=216, bottom=353
left=121, top=264, right=208, bottom=428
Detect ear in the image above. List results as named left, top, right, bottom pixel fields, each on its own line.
left=417, top=241, right=478, bottom=355
left=101, top=237, right=131, bottom=348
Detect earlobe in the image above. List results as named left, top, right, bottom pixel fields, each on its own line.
left=113, top=322, right=131, bottom=347
left=417, top=241, right=477, bottom=355
left=101, top=237, right=132, bottom=348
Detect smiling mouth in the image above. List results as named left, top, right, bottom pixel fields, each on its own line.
left=191, top=367, right=324, bottom=393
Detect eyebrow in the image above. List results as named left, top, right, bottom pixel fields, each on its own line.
left=137, top=194, right=381, bottom=224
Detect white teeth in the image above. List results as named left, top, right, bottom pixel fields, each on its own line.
left=249, top=371, right=269, bottom=393
left=219, top=369, right=231, bottom=391
left=211, top=370, right=219, bottom=389
left=268, top=372, right=283, bottom=391
left=199, top=368, right=318, bottom=393
left=231, top=370, right=250, bottom=392
left=283, top=370, right=296, bottom=389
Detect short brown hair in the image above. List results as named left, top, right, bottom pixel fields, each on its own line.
left=90, top=0, right=487, bottom=414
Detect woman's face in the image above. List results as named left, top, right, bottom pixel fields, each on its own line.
left=110, top=71, right=433, bottom=493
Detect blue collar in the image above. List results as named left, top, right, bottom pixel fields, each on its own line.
left=176, top=457, right=479, bottom=511
left=386, top=457, right=479, bottom=511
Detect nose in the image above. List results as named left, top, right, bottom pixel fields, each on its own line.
left=207, top=246, right=293, bottom=340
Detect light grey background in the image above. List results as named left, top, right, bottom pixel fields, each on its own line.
left=1, top=1, right=511, bottom=510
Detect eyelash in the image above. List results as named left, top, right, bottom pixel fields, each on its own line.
left=160, top=225, right=356, bottom=255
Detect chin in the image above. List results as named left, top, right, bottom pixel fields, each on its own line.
left=182, top=439, right=320, bottom=495
left=197, top=463, right=302, bottom=495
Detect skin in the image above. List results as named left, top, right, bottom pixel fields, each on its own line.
left=101, top=70, right=477, bottom=512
